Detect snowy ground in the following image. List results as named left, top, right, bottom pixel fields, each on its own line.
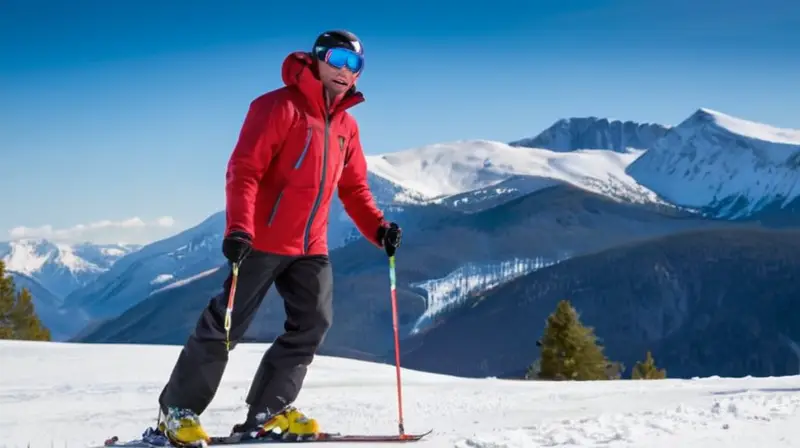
left=3, top=341, right=800, bottom=447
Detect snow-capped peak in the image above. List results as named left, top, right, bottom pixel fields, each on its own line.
left=52, top=243, right=101, bottom=274
left=0, top=239, right=86, bottom=275
left=0, top=239, right=141, bottom=299
left=693, top=108, right=800, bottom=146
left=365, top=139, right=660, bottom=206
left=626, top=108, right=800, bottom=218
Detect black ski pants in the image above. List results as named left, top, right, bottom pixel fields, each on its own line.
left=158, top=249, right=333, bottom=419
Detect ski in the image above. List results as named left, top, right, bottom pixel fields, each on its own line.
left=101, top=429, right=432, bottom=446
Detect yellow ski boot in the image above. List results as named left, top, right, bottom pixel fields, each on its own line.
left=160, top=407, right=211, bottom=447
left=232, top=406, right=320, bottom=441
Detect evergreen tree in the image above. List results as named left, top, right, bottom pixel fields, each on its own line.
left=0, top=261, right=51, bottom=341
left=0, top=262, right=15, bottom=339
left=631, top=351, right=666, bottom=379
left=535, top=299, right=610, bottom=381
left=11, top=288, right=51, bottom=340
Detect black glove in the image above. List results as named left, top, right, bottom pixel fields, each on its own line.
left=376, top=222, right=401, bottom=257
left=222, top=230, right=253, bottom=264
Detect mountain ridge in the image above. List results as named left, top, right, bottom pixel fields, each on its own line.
left=509, top=116, right=670, bottom=152
left=0, top=239, right=140, bottom=295
left=626, top=107, right=800, bottom=219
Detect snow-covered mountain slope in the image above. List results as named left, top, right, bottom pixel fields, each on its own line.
left=509, top=116, right=670, bottom=152
left=366, top=140, right=664, bottom=210
left=5, top=340, right=800, bottom=448
left=0, top=239, right=139, bottom=299
left=409, top=256, right=560, bottom=334
left=626, top=108, right=800, bottom=219
left=62, top=212, right=226, bottom=319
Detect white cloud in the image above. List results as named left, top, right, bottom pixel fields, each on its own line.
left=155, top=216, right=175, bottom=227
left=7, top=216, right=178, bottom=245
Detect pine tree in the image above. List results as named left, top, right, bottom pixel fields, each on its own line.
left=631, top=351, right=666, bottom=379
left=0, top=262, right=15, bottom=339
left=11, top=288, right=51, bottom=341
left=0, top=261, right=51, bottom=341
left=535, top=299, right=610, bottom=381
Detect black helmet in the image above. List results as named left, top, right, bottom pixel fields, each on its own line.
left=312, top=29, right=364, bottom=59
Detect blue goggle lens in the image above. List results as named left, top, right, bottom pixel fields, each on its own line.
left=318, top=47, right=364, bottom=73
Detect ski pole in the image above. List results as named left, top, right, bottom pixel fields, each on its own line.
left=224, top=262, right=240, bottom=351
left=388, top=255, right=406, bottom=436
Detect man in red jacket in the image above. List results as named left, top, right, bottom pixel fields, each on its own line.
left=156, top=30, right=402, bottom=446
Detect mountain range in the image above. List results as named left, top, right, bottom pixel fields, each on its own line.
left=8, top=107, right=800, bottom=379
left=0, top=240, right=140, bottom=339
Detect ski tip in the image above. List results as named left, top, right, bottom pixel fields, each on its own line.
left=403, top=428, right=434, bottom=440
left=317, top=428, right=433, bottom=442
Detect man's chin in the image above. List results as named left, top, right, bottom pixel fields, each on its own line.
left=325, top=85, right=350, bottom=97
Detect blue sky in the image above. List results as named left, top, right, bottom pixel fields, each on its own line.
left=2, top=0, right=799, bottom=244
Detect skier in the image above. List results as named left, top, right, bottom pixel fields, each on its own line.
left=155, top=29, right=402, bottom=446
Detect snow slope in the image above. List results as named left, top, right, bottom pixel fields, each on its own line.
left=409, top=257, right=560, bottom=334
left=366, top=140, right=663, bottom=207
left=4, top=340, right=800, bottom=448
left=0, top=239, right=139, bottom=298
left=62, top=212, right=226, bottom=319
left=627, top=108, right=800, bottom=218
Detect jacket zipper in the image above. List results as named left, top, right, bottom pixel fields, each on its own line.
left=267, top=191, right=283, bottom=226
left=303, top=115, right=329, bottom=253
left=269, top=127, right=311, bottom=227
left=294, top=127, right=312, bottom=169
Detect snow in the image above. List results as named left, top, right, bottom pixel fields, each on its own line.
left=626, top=108, right=800, bottom=217
left=148, top=267, right=221, bottom=296
left=366, top=140, right=662, bottom=204
left=4, top=340, right=800, bottom=448
left=0, top=239, right=139, bottom=298
left=54, top=242, right=104, bottom=274
left=101, top=247, right=128, bottom=257
left=1, top=239, right=49, bottom=274
left=150, top=274, right=175, bottom=285
left=410, top=257, right=560, bottom=334
left=62, top=212, right=226, bottom=319
left=699, top=107, right=800, bottom=145
left=0, top=240, right=121, bottom=276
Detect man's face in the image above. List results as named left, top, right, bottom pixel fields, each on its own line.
left=317, top=59, right=359, bottom=97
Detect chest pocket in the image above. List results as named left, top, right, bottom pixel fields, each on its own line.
left=332, top=133, right=350, bottom=185
left=279, top=113, right=349, bottom=192
left=283, top=117, right=323, bottom=189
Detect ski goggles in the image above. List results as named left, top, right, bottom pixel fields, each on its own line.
left=314, top=46, right=364, bottom=74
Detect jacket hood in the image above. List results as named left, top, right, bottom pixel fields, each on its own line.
left=280, top=51, right=364, bottom=117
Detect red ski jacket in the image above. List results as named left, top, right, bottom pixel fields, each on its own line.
left=224, top=51, right=386, bottom=256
